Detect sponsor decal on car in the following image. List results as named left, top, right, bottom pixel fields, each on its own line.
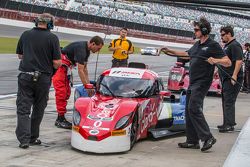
left=87, top=106, right=114, bottom=121
left=89, top=129, right=100, bottom=135
left=174, top=115, right=185, bottom=121
left=158, top=103, right=172, bottom=120
left=171, top=70, right=182, bottom=73
left=141, top=111, right=156, bottom=133
left=138, top=99, right=150, bottom=121
left=111, top=130, right=126, bottom=136
left=87, top=114, right=113, bottom=121
left=82, top=125, right=110, bottom=131
left=110, top=68, right=145, bottom=78
left=147, top=70, right=158, bottom=77
left=72, top=126, right=79, bottom=132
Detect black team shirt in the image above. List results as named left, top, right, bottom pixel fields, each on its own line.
left=61, top=41, right=90, bottom=65
left=219, top=39, right=243, bottom=80
left=16, top=27, right=61, bottom=74
left=187, top=37, right=225, bottom=89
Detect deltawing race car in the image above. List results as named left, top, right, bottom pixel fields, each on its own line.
left=167, top=62, right=221, bottom=94
left=72, top=63, right=186, bottom=153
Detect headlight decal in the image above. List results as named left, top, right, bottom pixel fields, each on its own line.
left=115, top=113, right=132, bottom=130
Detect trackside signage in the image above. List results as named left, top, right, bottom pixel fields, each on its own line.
left=109, top=68, right=145, bottom=78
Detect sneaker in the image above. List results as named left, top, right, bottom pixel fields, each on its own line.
left=219, top=126, right=234, bottom=133
left=19, top=143, right=29, bottom=149
left=30, top=139, right=41, bottom=145
left=217, top=124, right=225, bottom=129
left=55, top=115, right=72, bottom=129
left=201, top=136, right=216, bottom=152
left=240, top=89, right=246, bottom=92
left=178, top=142, right=200, bottom=149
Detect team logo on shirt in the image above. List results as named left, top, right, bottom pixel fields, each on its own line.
left=202, top=47, right=208, bottom=51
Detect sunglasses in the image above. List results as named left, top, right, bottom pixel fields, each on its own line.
left=221, top=33, right=226, bottom=37
left=194, top=28, right=200, bottom=32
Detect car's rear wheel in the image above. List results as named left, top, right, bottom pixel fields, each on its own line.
left=130, top=113, right=138, bottom=149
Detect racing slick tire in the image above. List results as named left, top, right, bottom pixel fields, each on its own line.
left=130, top=113, right=138, bottom=150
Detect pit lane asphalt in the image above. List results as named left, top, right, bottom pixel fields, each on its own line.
left=0, top=89, right=249, bottom=167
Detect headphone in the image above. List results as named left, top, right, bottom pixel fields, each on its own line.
left=198, top=22, right=209, bottom=36
left=34, top=16, right=54, bottom=30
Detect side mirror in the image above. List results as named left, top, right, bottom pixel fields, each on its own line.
left=160, top=91, right=171, bottom=97
left=84, top=84, right=94, bottom=89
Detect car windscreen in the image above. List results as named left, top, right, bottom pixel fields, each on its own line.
left=97, top=76, right=155, bottom=98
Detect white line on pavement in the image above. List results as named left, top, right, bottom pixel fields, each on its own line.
left=0, top=84, right=83, bottom=100
left=0, top=93, right=17, bottom=99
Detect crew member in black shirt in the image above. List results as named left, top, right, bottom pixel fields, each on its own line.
left=161, top=17, right=231, bottom=152
left=52, top=36, right=104, bottom=129
left=16, top=13, right=62, bottom=149
left=217, top=26, right=243, bottom=132
left=242, top=43, right=250, bottom=93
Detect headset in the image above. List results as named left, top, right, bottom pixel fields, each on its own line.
left=34, top=16, right=54, bottom=30
left=198, top=22, right=209, bottom=36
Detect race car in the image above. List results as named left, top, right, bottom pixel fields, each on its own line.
left=72, top=64, right=186, bottom=153
left=167, top=62, right=221, bottom=95
left=140, top=47, right=159, bottom=56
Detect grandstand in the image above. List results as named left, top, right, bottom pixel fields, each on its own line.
left=223, top=0, right=250, bottom=2
left=1, top=0, right=250, bottom=44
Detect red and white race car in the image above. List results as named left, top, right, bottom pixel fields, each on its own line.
left=71, top=64, right=186, bottom=153
left=167, top=62, right=221, bottom=95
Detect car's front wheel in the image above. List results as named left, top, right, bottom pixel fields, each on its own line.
left=74, top=89, right=81, bottom=103
left=130, top=113, right=138, bottom=149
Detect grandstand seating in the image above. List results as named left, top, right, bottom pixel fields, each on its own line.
left=0, top=8, right=195, bottom=44
left=223, top=0, right=250, bottom=2
left=7, top=0, right=250, bottom=44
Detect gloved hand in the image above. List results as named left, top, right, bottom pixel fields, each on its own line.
left=87, top=89, right=95, bottom=97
